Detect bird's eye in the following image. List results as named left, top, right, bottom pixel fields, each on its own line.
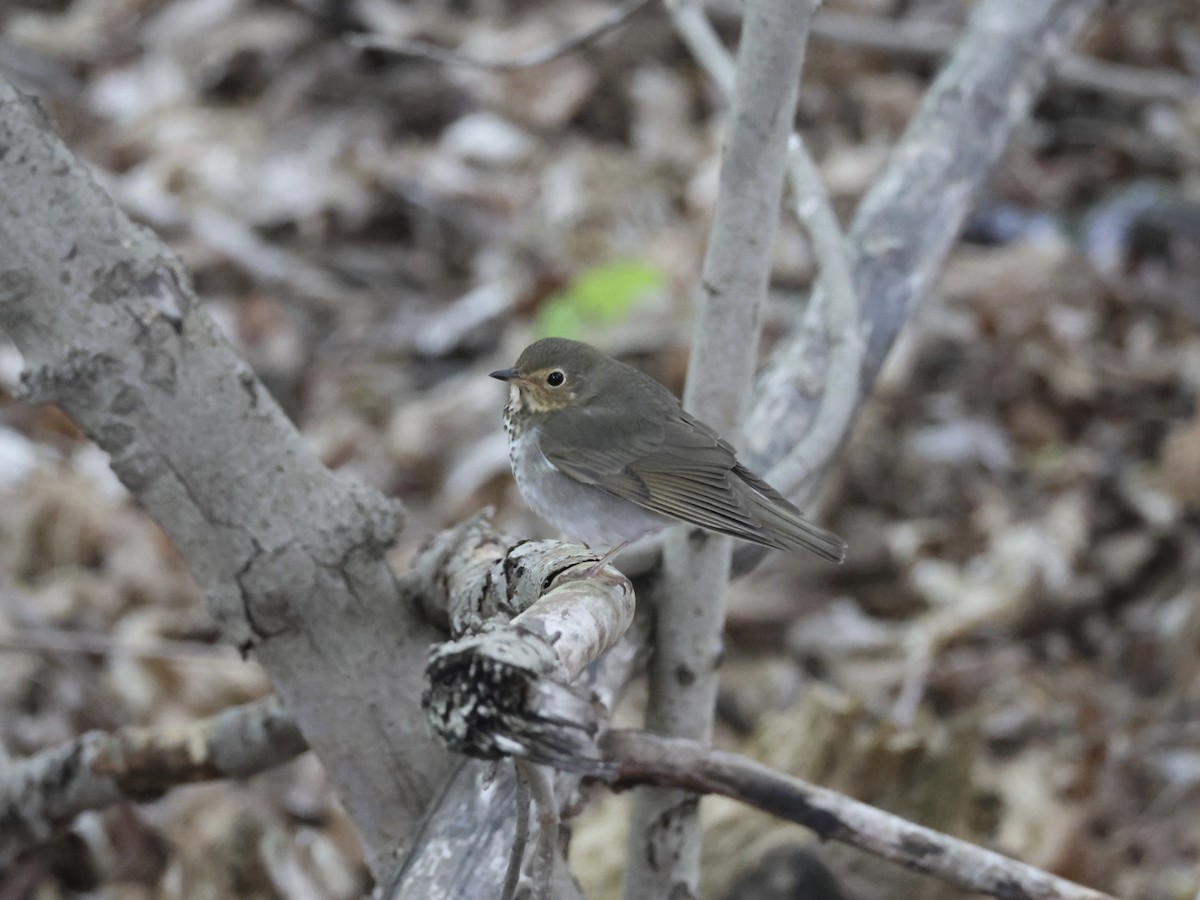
left=546, top=371, right=565, bottom=387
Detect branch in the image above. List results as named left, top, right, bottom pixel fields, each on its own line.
left=666, top=0, right=861, bottom=571
left=626, top=1, right=819, bottom=897
left=0, top=623, right=239, bottom=662
left=0, top=697, right=306, bottom=867
left=806, top=10, right=1197, bottom=106
left=744, top=0, right=1102, bottom=491
left=605, top=730, right=1119, bottom=900
left=350, top=0, right=657, bottom=70
left=0, top=77, right=448, bottom=872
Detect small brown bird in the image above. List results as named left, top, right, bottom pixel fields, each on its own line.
left=491, top=338, right=845, bottom=563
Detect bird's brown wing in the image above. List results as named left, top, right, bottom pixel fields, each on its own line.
left=540, top=403, right=845, bottom=561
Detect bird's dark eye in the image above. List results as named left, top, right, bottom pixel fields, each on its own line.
left=546, top=371, right=565, bottom=387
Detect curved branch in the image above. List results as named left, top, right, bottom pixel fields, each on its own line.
left=605, top=730, right=1118, bottom=900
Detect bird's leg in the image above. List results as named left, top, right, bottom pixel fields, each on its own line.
left=583, top=539, right=633, bottom=576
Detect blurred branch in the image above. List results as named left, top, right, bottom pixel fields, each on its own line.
left=0, top=76, right=450, bottom=873
left=604, top=730, right=1119, bottom=900
left=744, top=0, right=1102, bottom=493
left=351, top=0, right=657, bottom=69
left=114, top=190, right=365, bottom=315
left=805, top=9, right=1197, bottom=105
left=0, top=623, right=242, bottom=663
left=626, top=1, right=818, bottom=897
left=0, top=697, right=306, bottom=868
left=666, top=0, right=860, bottom=566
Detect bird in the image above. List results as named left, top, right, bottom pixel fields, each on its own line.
left=490, top=337, right=846, bottom=564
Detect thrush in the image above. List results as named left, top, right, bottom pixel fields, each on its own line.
left=490, top=338, right=846, bottom=563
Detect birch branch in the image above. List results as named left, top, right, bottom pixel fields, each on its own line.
left=0, top=77, right=448, bottom=872
left=422, top=535, right=635, bottom=768
left=626, top=1, right=818, bottom=897
left=604, top=730, right=1119, bottom=900
left=0, top=697, right=305, bottom=868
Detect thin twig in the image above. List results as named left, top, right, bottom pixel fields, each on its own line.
left=625, top=1, right=819, bottom=897
left=668, top=0, right=736, bottom=93
left=0, top=697, right=307, bottom=866
left=350, top=0, right=657, bottom=70
left=519, top=760, right=560, bottom=900
left=501, top=763, right=532, bottom=900
left=768, top=137, right=862, bottom=504
left=606, top=730, right=1119, bottom=900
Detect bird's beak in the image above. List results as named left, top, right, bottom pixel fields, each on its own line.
left=489, top=367, right=519, bottom=382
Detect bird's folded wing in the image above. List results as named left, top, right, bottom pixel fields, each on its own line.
left=540, top=409, right=846, bottom=560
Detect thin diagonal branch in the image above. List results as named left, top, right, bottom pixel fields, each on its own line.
left=606, top=730, right=1119, bottom=900
left=0, top=76, right=449, bottom=873
left=350, top=0, right=657, bottom=70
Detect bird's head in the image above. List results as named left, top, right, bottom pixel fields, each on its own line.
left=489, top=337, right=610, bottom=414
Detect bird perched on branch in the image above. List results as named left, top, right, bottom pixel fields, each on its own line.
left=491, top=338, right=846, bottom=563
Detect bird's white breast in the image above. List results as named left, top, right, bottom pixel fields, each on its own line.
left=505, top=414, right=668, bottom=549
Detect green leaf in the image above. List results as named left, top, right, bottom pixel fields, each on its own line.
left=535, top=259, right=664, bottom=339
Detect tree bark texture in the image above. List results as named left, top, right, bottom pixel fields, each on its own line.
left=0, top=80, right=450, bottom=873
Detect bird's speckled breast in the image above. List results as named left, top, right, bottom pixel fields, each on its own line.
left=504, top=398, right=669, bottom=549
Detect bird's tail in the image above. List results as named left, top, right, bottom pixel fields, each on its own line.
left=736, top=465, right=847, bottom=563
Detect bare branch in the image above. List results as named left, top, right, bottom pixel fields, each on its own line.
left=806, top=9, right=1198, bottom=105
left=767, top=136, right=862, bottom=504
left=421, top=520, right=634, bottom=769
left=383, top=579, right=651, bottom=900
left=0, top=697, right=306, bottom=867
left=0, top=623, right=240, bottom=663
left=605, top=730, right=1119, bottom=900
left=501, top=768, right=531, bottom=900
left=626, top=1, right=819, bottom=896
left=518, top=760, right=559, bottom=900
left=350, top=0, right=657, bottom=71
left=0, top=77, right=449, bottom=871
